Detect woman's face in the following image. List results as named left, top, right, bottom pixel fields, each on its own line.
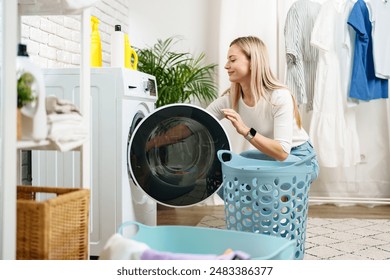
left=225, top=44, right=251, bottom=84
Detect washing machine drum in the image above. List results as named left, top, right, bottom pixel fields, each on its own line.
left=128, top=103, right=231, bottom=207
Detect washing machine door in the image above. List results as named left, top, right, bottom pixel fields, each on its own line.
left=128, top=103, right=231, bottom=207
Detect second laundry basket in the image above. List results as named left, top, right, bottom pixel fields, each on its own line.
left=218, top=150, right=314, bottom=260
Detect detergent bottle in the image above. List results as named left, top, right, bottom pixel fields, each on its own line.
left=124, top=34, right=138, bottom=70
left=16, top=43, right=47, bottom=141
left=90, top=16, right=102, bottom=67
left=110, top=24, right=125, bottom=67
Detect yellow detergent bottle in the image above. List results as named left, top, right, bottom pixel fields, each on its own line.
left=90, top=16, right=102, bottom=67
left=124, top=33, right=138, bottom=70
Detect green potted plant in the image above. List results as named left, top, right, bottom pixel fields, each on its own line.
left=136, top=37, right=218, bottom=108
left=17, top=72, right=35, bottom=140
left=17, top=72, right=35, bottom=108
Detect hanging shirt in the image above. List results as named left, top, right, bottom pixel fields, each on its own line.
left=366, top=0, right=390, bottom=79
left=284, top=0, right=321, bottom=111
left=310, top=0, right=361, bottom=167
left=348, top=0, right=388, bottom=101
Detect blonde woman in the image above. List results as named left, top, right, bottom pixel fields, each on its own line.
left=207, top=36, right=319, bottom=181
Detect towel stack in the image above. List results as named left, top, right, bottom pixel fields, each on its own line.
left=46, top=96, right=88, bottom=152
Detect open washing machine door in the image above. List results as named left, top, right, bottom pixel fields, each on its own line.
left=128, top=103, right=231, bottom=207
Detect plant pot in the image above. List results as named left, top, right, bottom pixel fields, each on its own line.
left=17, top=108, right=22, bottom=141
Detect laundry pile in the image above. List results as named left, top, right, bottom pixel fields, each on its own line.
left=99, top=233, right=250, bottom=260
left=45, top=96, right=88, bottom=152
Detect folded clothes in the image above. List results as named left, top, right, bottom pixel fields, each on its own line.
left=99, top=234, right=150, bottom=260
left=47, top=113, right=83, bottom=123
left=46, top=95, right=81, bottom=115
left=45, top=96, right=88, bottom=151
left=99, top=233, right=251, bottom=260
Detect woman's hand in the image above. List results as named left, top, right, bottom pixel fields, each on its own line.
left=221, top=108, right=249, bottom=136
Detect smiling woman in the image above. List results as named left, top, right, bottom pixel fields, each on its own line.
left=206, top=36, right=319, bottom=182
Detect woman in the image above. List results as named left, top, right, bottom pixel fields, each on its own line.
left=207, top=36, right=319, bottom=181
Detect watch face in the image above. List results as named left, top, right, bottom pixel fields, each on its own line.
left=250, top=128, right=256, bottom=137
left=128, top=104, right=231, bottom=207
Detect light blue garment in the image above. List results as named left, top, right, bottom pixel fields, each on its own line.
left=348, top=0, right=388, bottom=101
left=290, top=141, right=319, bottom=182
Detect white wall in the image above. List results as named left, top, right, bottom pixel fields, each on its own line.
left=128, top=0, right=217, bottom=75
left=128, top=0, right=279, bottom=95
left=128, top=0, right=215, bottom=61
left=217, top=0, right=278, bottom=93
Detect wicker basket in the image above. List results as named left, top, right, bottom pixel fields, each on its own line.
left=17, top=185, right=90, bottom=260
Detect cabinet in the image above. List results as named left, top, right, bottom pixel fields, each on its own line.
left=0, top=0, right=92, bottom=259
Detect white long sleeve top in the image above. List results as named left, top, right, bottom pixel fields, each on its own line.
left=206, top=89, right=309, bottom=154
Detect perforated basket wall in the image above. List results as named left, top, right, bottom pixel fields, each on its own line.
left=219, top=151, right=312, bottom=260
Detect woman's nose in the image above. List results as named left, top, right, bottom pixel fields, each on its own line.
left=224, top=62, right=229, bottom=69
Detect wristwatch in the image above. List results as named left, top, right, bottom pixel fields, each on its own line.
left=245, top=128, right=257, bottom=141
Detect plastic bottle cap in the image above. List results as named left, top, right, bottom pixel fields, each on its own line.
left=115, top=25, right=121, bottom=31
left=18, top=44, right=29, bottom=57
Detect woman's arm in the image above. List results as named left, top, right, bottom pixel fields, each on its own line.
left=222, top=108, right=289, bottom=161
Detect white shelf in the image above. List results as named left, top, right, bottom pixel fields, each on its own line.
left=16, top=3, right=91, bottom=187
left=18, top=0, right=98, bottom=15
left=0, top=1, right=92, bottom=259
left=17, top=140, right=82, bottom=151
left=17, top=139, right=50, bottom=149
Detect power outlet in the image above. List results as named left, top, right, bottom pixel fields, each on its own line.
left=359, top=154, right=367, bottom=164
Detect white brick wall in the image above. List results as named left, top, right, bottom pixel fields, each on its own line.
left=20, top=0, right=130, bottom=68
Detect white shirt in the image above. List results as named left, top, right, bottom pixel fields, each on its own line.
left=206, top=89, right=309, bottom=154
left=310, top=0, right=360, bottom=167
left=366, top=0, right=390, bottom=78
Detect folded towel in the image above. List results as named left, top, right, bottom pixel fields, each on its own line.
left=47, top=112, right=83, bottom=124
left=46, top=95, right=81, bottom=115
left=46, top=96, right=88, bottom=151
left=47, top=126, right=88, bottom=151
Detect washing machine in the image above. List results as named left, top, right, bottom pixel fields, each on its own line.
left=32, top=67, right=158, bottom=256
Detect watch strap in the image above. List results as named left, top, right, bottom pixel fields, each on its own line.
left=245, top=128, right=256, bottom=141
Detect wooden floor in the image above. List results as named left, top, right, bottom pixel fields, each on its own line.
left=157, top=204, right=390, bottom=226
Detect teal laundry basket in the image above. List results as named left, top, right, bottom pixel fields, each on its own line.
left=217, top=150, right=314, bottom=260
left=118, top=221, right=295, bottom=260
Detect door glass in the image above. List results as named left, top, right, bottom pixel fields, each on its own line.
left=128, top=104, right=231, bottom=207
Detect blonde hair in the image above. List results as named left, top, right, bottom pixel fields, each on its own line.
left=228, top=36, right=302, bottom=128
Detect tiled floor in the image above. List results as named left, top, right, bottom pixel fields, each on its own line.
left=196, top=214, right=390, bottom=260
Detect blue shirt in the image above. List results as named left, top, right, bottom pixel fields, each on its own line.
left=348, top=0, right=388, bottom=101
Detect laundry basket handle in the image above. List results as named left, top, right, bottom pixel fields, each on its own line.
left=217, top=150, right=237, bottom=163
left=118, top=221, right=144, bottom=236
